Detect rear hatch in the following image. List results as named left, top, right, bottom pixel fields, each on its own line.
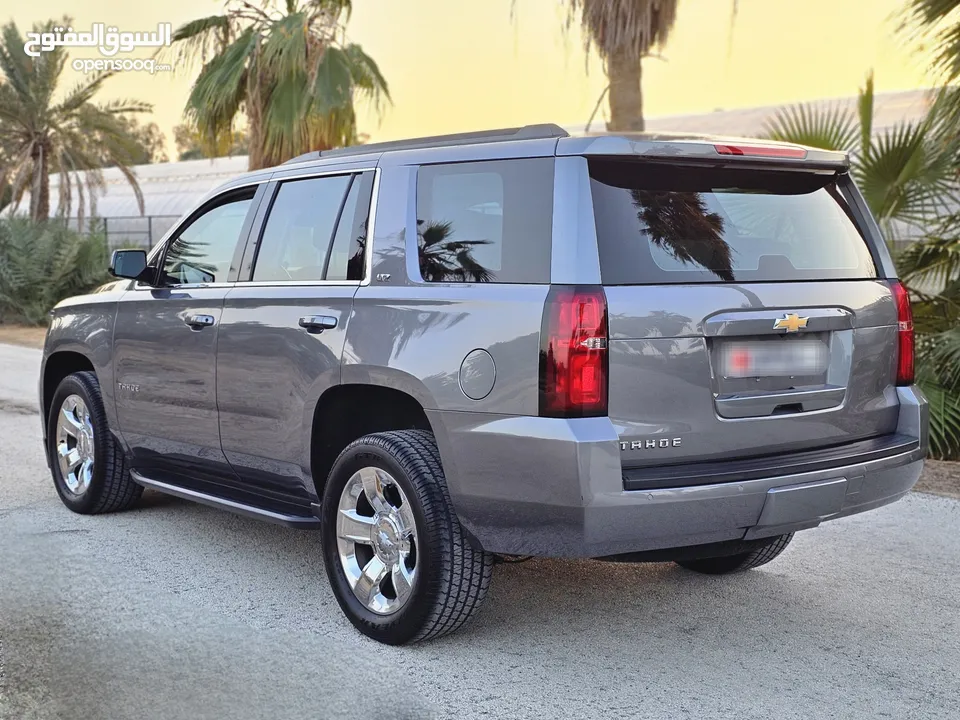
left=587, top=156, right=903, bottom=476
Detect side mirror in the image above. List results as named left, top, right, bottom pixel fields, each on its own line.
left=109, top=249, right=150, bottom=282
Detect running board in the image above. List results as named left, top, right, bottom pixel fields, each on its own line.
left=130, top=470, right=321, bottom=529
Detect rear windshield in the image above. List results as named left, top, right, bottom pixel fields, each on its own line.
left=589, top=160, right=878, bottom=285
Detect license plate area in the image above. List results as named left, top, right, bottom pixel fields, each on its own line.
left=712, top=334, right=831, bottom=392
left=719, top=338, right=828, bottom=378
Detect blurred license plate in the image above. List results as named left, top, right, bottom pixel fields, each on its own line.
left=719, top=340, right=828, bottom=378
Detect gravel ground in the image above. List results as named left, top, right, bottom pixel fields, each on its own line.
left=2, top=342, right=960, bottom=719
left=0, top=325, right=45, bottom=350
left=915, top=459, right=960, bottom=499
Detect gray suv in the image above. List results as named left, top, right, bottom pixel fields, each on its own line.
left=40, top=125, right=928, bottom=644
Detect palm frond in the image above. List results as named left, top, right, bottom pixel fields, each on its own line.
left=185, top=27, right=258, bottom=142
left=565, top=0, right=679, bottom=60
left=261, top=13, right=309, bottom=82
left=342, top=43, right=390, bottom=110
left=858, top=119, right=958, bottom=224
left=53, top=72, right=114, bottom=115
left=0, top=218, right=109, bottom=325
left=916, top=365, right=960, bottom=459
left=762, top=102, right=859, bottom=153
left=311, top=45, right=354, bottom=114
left=898, top=233, right=960, bottom=290
left=162, top=14, right=232, bottom=70
left=899, top=0, right=960, bottom=84
left=857, top=71, right=874, bottom=156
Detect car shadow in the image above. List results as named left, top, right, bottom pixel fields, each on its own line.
left=127, top=491, right=844, bottom=649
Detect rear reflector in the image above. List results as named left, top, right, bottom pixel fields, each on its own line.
left=891, top=281, right=914, bottom=386
left=539, top=286, right=608, bottom=418
left=714, top=143, right=807, bottom=159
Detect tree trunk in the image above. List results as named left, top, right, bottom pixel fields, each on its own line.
left=247, top=106, right=265, bottom=171
left=30, top=142, right=50, bottom=222
left=246, top=68, right=266, bottom=171
left=606, top=47, right=644, bottom=133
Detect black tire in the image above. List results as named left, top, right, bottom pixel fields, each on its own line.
left=46, top=371, right=142, bottom=514
left=320, top=430, right=493, bottom=644
left=675, top=533, right=794, bottom=575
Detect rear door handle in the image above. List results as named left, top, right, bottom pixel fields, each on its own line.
left=184, top=314, right=216, bottom=329
left=299, top=315, right=338, bottom=332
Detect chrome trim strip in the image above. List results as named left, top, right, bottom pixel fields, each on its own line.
left=269, top=166, right=376, bottom=183
left=361, top=167, right=382, bottom=286
left=129, top=470, right=321, bottom=529
left=236, top=280, right=362, bottom=288
left=133, top=279, right=363, bottom=291
left=131, top=281, right=236, bottom=292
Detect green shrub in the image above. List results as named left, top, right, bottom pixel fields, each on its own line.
left=0, top=218, right=109, bottom=325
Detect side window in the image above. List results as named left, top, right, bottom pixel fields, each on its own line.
left=326, top=172, right=374, bottom=281
left=415, top=158, right=554, bottom=284
left=162, top=194, right=254, bottom=285
left=252, top=175, right=352, bottom=282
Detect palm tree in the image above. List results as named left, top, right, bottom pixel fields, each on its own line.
left=166, top=0, right=389, bottom=170
left=564, top=0, right=678, bottom=132
left=896, top=213, right=960, bottom=458
left=763, top=74, right=960, bottom=459
left=764, top=73, right=959, bottom=241
left=0, top=19, right=150, bottom=223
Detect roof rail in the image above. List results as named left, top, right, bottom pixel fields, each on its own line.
left=281, top=124, right=569, bottom=165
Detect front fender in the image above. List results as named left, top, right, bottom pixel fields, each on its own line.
left=42, top=284, right=125, bottom=440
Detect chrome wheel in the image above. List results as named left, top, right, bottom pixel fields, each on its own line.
left=55, top=394, right=95, bottom=495
left=336, top=466, right=418, bottom=615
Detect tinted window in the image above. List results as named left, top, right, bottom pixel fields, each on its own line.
left=590, top=160, right=877, bottom=285
left=326, top=172, right=373, bottom=281
left=416, top=158, right=554, bottom=283
left=253, top=175, right=352, bottom=282
left=162, top=194, right=253, bottom=284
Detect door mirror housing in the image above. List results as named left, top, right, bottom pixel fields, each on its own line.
left=109, top=249, right=152, bottom=283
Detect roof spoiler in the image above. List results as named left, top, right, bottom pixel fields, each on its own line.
left=557, top=135, right=849, bottom=170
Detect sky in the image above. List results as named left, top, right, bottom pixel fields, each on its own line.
left=2, top=0, right=938, bottom=154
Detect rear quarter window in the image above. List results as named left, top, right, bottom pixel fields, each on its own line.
left=416, top=158, right=554, bottom=283
left=589, top=160, right=878, bottom=285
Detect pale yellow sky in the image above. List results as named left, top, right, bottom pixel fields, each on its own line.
left=2, top=0, right=937, bottom=153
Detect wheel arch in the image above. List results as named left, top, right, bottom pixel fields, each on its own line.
left=42, top=350, right=96, bottom=422
left=308, top=383, right=434, bottom=500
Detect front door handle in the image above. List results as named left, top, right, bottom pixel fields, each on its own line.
left=299, top=315, right=338, bottom=332
left=184, top=313, right=216, bottom=329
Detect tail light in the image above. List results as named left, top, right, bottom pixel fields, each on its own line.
left=891, top=281, right=914, bottom=386
left=714, top=143, right=807, bottom=159
left=539, top=286, right=608, bottom=417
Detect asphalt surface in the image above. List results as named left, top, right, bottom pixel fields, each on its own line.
left=2, top=342, right=959, bottom=719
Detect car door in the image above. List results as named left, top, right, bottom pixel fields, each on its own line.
left=216, top=169, right=375, bottom=511
left=113, top=184, right=263, bottom=488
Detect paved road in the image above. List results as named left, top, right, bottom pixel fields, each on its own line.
left=2, top=343, right=959, bottom=719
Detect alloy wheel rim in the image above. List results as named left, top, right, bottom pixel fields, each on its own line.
left=55, top=394, right=95, bottom=495
left=336, top=466, right=418, bottom=615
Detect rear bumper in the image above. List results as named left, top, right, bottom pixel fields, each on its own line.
left=428, top=385, right=928, bottom=558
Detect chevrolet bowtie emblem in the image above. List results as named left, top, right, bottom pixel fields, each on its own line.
left=773, top=313, right=809, bottom=333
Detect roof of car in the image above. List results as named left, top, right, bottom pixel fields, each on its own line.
left=274, top=124, right=847, bottom=171
left=213, top=124, right=849, bottom=196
